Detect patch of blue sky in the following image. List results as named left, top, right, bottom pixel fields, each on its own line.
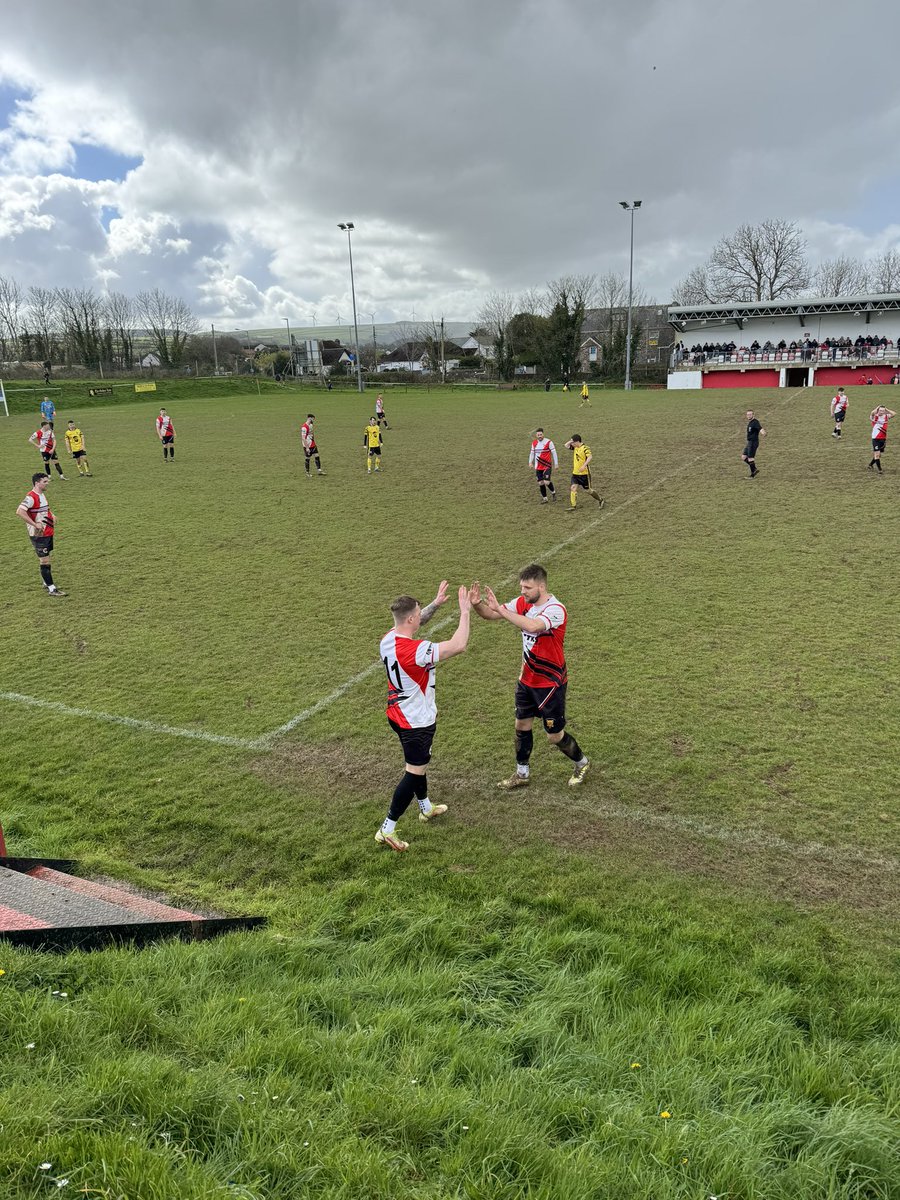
left=72, top=143, right=142, bottom=182
left=0, top=81, right=29, bottom=127
left=821, top=173, right=900, bottom=237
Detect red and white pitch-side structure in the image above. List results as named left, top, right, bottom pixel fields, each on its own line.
left=668, top=292, right=900, bottom=390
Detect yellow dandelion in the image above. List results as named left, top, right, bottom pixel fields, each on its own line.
left=681, top=1157, right=688, bottom=1164
left=660, top=1110, right=671, bottom=1119
left=630, top=1061, right=641, bottom=1069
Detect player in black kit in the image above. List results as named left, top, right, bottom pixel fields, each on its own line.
left=742, top=409, right=766, bottom=477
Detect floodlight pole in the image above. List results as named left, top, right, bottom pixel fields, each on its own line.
left=283, top=317, right=294, bottom=377
left=211, top=324, right=218, bottom=374
left=619, top=200, right=642, bottom=391
left=338, top=222, right=364, bottom=392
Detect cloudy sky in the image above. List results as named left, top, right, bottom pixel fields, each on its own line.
left=1, top=0, right=899, bottom=327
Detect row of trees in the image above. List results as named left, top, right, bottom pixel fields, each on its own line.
left=672, top=219, right=900, bottom=304
left=0, top=278, right=198, bottom=370
left=476, top=272, right=648, bottom=382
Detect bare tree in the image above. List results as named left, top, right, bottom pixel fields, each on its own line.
left=671, top=264, right=716, bottom=305
left=477, top=291, right=516, bottom=379
left=135, top=288, right=198, bottom=367
left=104, top=291, right=136, bottom=369
left=869, top=248, right=900, bottom=293
left=55, top=287, right=105, bottom=368
left=0, top=275, right=23, bottom=362
left=708, top=219, right=810, bottom=301
left=23, top=286, right=61, bottom=362
left=812, top=255, right=869, bottom=297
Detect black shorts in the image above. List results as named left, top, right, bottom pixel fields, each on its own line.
left=73, top=449, right=86, bottom=459
left=41, top=450, right=58, bottom=463
left=31, top=534, right=54, bottom=558
left=571, top=473, right=591, bottom=489
left=535, top=467, right=552, bottom=481
left=515, top=680, right=567, bottom=733
left=162, top=434, right=174, bottom=445
left=833, top=411, right=846, bottom=423
left=743, top=441, right=759, bottom=459
left=872, top=438, right=886, bottom=452
left=389, top=719, right=435, bottom=766
left=304, top=445, right=318, bottom=457
left=368, top=446, right=381, bottom=456
left=377, top=411, right=386, bottom=420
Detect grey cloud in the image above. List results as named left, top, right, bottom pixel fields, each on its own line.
left=1, top=0, right=900, bottom=320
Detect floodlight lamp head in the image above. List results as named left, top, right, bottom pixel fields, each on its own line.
left=338, top=222, right=346, bottom=230
left=634, top=200, right=642, bottom=208
left=619, top=201, right=628, bottom=209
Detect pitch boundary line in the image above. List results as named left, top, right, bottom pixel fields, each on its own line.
left=571, top=797, right=900, bottom=874
left=0, top=691, right=261, bottom=749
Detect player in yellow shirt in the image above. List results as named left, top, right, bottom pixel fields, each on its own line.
left=564, top=434, right=603, bottom=513
left=64, top=420, right=93, bottom=476
left=580, top=381, right=591, bottom=407
left=364, top=417, right=383, bottom=473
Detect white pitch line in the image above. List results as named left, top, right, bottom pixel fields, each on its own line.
left=575, top=798, right=900, bottom=874
left=0, top=691, right=260, bottom=749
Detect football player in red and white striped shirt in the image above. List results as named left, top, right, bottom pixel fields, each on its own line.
left=15, top=472, right=67, bottom=596
left=830, top=388, right=848, bottom=438
left=375, top=580, right=471, bottom=852
left=471, top=563, right=590, bottom=788
left=301, top=414, right=326, bottom=477
left=28, top=422, right=67, bottom=478
left=868, top=405, right=896, bottom=472
left=529, top=428, right=558, bottom=503
left=156, top=409, right=176, bottom=460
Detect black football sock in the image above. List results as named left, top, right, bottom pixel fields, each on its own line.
left=876, top=460, right=882, bottom=471
left=548, top=482, right=556, bottom=495
left=556, top=732, right=585, bottom=762
left=412, top=774, right=428, bottom=800
left=515, top=729, right=534, bottom=765
left=388, top=771, right=418, bottom=821
left=315, top=456, right=322, bottom=469
left=39, top=564, right=54, bottom=588
left=55, top=462, right=64, bottom=475
left=539, top=483, right=547, bottom=498
left=169, top=446, right=174, bottom=459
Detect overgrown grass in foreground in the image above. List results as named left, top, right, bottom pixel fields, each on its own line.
left=1, top=383, right=899, bottom=1197
left=2, top=863, right=899, bottom=1200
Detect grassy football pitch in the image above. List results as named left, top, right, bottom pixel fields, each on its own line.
left=0, top=382, right=898, bottom=1198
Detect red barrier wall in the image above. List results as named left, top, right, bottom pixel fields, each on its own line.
left=703, top=369, right=780, bottom=389
left=814, top=366, right=898, bottom=388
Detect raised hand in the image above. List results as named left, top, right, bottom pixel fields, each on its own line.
left=484, top=586, right=502, bottom=614
left=458, top=584, right=472, bottom=612
left=433, top=580, right=450, bottom=607
left=468, top=581, right=482, bottom=606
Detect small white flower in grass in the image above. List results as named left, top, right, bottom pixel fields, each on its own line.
left=55, top=1179, right=69, bottom=1188
left=303, top=1141, right=309, bottom=1147
left=26, top=1043, right=35, bottom=1050
left=39, top=1163, right=52, bottom=1171
left=462, top=1125, right=469, bottom=1131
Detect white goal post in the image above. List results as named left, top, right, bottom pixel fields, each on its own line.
left=0, top=380, right=8, bottom=418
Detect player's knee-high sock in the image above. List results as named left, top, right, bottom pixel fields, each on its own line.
left=304, top=457, right=311, bottom=475
left=569, top=491, right=577, bottom=508
left=412, top=773, right=432, bottom=815
left=383, top=771, right=418, bottom=830
left=539, top=483, right=547, bottom=498
left=876, top=458, right=883, bottom=471
left=314, top=455, right=321, bottom=469
left=39, top=563, right=54, bottom=589
left=170, top=445, right=175, bottom=459
left=555, top=731, right=587, bottom=766
left=515, top=729, right=533, bottom=777
left=547, top=481, right=556, bottom=496
left=55, top=461, right=64, bottom=475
